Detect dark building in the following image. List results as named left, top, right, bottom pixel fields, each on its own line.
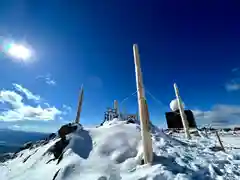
left=165, top=109, right=197, bottom=129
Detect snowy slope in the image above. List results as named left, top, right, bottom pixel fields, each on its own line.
left=1, top=119, right=240, bottom=180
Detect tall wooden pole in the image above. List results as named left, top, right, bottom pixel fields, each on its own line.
left=75, top=85, right=84, bottom=124
left=133, top=44, right=153, bottom=164
left=173, top=83, right=190, bottom=139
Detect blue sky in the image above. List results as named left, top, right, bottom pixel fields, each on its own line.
left=0, top=1, right=240, bottom=132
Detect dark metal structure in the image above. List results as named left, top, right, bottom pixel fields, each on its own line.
left=165, top=109, right=197, bottom=129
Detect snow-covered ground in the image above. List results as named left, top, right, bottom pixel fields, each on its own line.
left=0, top=119, right=240, bottom=180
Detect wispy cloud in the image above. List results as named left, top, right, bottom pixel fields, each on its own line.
left=232, top=67, right=239, bottom=72
left=36, top=74, right=56, bottom=86
left=13, top=83, right=40, bottom=102
left=0, top=83, right=69, bottom=122
left=225, top=83, right=240, bottom=91
left=225, top=68, right=240, bottom=91
left=62, top=104, right=72, bottom=115
left=193, top=104, right=240, bottom=127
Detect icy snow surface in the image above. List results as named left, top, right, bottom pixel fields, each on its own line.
left=1, top=119, right=240, bottom=180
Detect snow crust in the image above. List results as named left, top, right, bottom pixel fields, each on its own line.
left=1, top=119, right=240, bottom=180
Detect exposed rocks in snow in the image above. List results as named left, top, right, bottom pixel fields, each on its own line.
left=47, top=138, right=69, bottom=162
left=0, top=153, right=16, bottom=163
left=44, top=123, right=80, bottom=164
left=234, top=127, right=240, bottom=131
left=48, top=133, right=57, bottom=140
left=209, top=146, right=225, bottom=152
left=58, top=123, right=78, bottom=139
left=1, top=120, right=240, bottom=180
left=19, top=142, right=33, bottom=151
left=126, top=119, right=136, bottom=124
left=52, top=169, right=61, bottom=180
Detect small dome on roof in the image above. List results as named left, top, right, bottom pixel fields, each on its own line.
left=170, top=99, right=185, bottom=111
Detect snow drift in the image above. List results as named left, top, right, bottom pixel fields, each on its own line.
left=0, top=119, right=240, bottom=180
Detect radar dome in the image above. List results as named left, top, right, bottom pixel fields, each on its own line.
left=170, top=99, right=185, bottom=111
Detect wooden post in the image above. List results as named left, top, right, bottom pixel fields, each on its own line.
left=173, top=83, right=191, bottom=139
left=136, top=109, right=139, bottom=121
left=114, top=100, right=119, bottom=115
left=216, top=131, right=225, bottom=152
left=204, top=128, right=208, bottom=138
left=133, top=44, right=153, bottom=164
left=143, top=99, right=153, bottom=161
left=75, top=85, right=84, bottom=124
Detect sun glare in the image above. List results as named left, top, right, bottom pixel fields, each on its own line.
left=6, top=43, right=32, bottom=61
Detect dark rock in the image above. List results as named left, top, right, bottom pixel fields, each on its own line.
left=19, top=141, right=33, bottom=151
left=58, top=123, right=78, bottom=139
left=23, top=155, right=31, bottom=163
left=0, top=153, right=16, bottom=162
left=209, top=128, right=216, bottom=131
left=234, top=127, right=240, bottom=131
left=223, top=128, right=231, bottom=132
left=200, top=127, right=207, bottom=131
left=52, top=169, right=61, bottom=180
left=190, top=131, right=200, bottom=136
left=36, top=140, right=49, bottom=146
left=209, top=146, right=224, bottom=152
left=48, top=138, right=69, bottom=159
left=171, top=129, right=180, bottom=133
left=48, top=133, right=56, bottom=140
left=57, top=153, right=64, bottom=164
left=126, top=119, right=136, bottom=124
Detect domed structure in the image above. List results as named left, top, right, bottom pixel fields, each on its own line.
left=170, top=99, right=185, bottom=111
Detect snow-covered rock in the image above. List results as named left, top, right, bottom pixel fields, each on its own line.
left=0, top=120, right=240, bottom=180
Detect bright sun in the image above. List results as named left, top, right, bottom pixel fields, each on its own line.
left=6, top=43, right=32, bottom=61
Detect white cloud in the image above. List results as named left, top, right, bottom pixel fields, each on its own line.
left=225, top=83, right=240, bottom=91
left=225, top=68, right=240, bottom=91
left=36, top=74, right=56, bottom=86
left=63, top=104, right=71, bottom=112
left=13, top=83, right=40, bottom=101
left=193, top=104, right=240, bottom=128
left=0, top=90, right=23, bottom=108
left=0, top=84, right=64, bottom=122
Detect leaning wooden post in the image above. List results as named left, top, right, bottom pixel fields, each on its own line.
left=133, top=44, right=153, bottom=164
left=216, top=131, right=225, bottom=152
left=173, top=83, right=191, bottom=139
left=75, top=85, right=84, bottom=124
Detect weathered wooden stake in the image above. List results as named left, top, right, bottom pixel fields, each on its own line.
left=114, top=100, right=119, bottom=114
left=75, top=85, right=84, bottom=124
left=204, top=128, right=208, bottom=138
left=173, top=83, right=191, bottom=139
left=133, top=44, right=153, bottom=164
left=216, top=131, right=225, bottom=152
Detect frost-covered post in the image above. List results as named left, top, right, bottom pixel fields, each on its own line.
left=75, top=85, right=84, bottom=124
left=133, top=44, right=153, bottom=164
left=173, top=83, right=191, bottom=139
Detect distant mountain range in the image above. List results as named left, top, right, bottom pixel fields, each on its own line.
left=0, top=129, right=48, bottom=154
